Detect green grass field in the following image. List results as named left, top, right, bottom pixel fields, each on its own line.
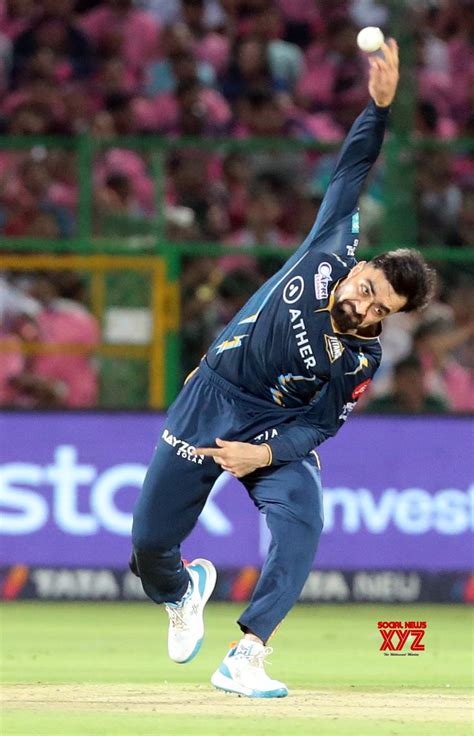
left=1, top=602, right=473, bottom=736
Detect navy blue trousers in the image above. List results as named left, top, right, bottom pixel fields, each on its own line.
left=132, top=362, right=324, bottom=643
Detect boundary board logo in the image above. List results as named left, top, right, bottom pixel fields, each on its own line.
left=324, top=334, right=344, bottom=363
left=314, top=262, right=332, bottom=300
left=378, top=620, right=427, bottom=655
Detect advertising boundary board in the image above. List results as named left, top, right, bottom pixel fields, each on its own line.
left=1, top=412, right=473, bottom=572
left=1, top=566, right=472, bottom=604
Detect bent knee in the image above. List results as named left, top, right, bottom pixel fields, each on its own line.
left=132, top=520, right=176, bottom=553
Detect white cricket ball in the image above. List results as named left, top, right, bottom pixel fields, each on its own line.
left=357, top=26, right=384, bottom=53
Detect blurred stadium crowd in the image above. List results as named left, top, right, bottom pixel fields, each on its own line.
left=0, top=0, right=473, bottom=410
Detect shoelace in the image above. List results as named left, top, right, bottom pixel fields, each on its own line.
left=253, top=646, right=273, bottom=668
left=237, top=645, right=273, bottom=669
left=165, top=605, right=188, bottom=631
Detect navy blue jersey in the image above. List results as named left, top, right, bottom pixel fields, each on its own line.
left=206, top=101, right=390, bottom=464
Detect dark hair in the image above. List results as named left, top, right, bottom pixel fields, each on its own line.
left=371, top=249, right=436, bottom=312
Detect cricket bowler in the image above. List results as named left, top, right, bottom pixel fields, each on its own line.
left=131, top=39, right=435, bottom=697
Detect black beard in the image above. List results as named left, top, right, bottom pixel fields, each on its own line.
left=330, top=300, right=362, bottom=332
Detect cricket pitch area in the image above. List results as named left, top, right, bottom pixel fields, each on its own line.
left=3, top=682, right=472, bottom=720
left=2, top=602, right=472, bottom=736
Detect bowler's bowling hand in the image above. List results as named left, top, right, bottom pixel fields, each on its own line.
left=193, top=438, right=271, bottom=478
left=368, top=39, right=399, bottom=107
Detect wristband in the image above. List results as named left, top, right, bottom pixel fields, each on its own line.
left=262, top=443, right=272, bottom=467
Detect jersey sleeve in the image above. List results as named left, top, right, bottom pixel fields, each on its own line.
left=295, top=100, right=390, bottom=259
left=265, top=349, right=380, bottom=465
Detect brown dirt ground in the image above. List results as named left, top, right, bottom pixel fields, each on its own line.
left=1, top=684, right=472, bottom=721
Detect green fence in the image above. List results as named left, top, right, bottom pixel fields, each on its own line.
left=1, top=131, right=473, bottom=256
left=1, top=132, right=473, bottom=407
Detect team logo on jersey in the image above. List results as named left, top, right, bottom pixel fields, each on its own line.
left=314, top=262, right=332, bottom=300
left=215, top=334, right=248, bottom=354
left=345, top=350, right=369, bottom=376
left=324, top=334, right=345, bottom=363
left=283, top=275, right=305, bottom=304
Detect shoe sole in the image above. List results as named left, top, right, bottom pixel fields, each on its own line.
left=175, top=559, right=217, bottom=665
left=211, top=669, right=288, bottom=698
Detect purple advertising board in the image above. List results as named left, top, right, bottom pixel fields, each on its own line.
left=0, top=412, right=472, bottom=571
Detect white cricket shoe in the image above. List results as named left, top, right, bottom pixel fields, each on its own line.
left=164, top=558, right=217, bottom=664
left=211, top=639, right=288, bottom=698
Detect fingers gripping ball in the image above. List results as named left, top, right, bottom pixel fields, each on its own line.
left=357, top=27, right=385, bottom=53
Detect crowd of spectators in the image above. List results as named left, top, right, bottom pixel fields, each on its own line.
left=0, top=0, right=473, bottom=242
left=0, top=0, right=473, bottom=409
left=0, top=270, right=100, bottom=407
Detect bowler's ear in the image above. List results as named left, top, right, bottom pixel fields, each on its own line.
left=349, top=261, right=366, bottom=277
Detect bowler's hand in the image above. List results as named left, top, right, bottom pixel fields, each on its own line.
left=193, top=438, right=271, bottom=478
left=368, top=39, right=399, bottom=108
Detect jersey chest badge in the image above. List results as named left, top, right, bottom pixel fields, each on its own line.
left=324, top=334, right=345, bottom=363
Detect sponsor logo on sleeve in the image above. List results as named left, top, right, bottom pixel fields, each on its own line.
left=338, top=401, right=357, bottom=421
left=314, top=262, right=333, bottom=300
left=347, top=240, right=358, bottom=257
left=283, top=275, right=305, bottom=304
left=352, top=211, right=360, bottom=233
left=324, top=334, right=345, bottom=363
left=352, top=379, right=372, bottom=399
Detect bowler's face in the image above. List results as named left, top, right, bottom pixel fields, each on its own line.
left=331, top=262, right=407, bottom=331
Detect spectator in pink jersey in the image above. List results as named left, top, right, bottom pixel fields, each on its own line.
left=219, top=185, right=293, bottom=274
left=166, top=150, right=228, bottom=239
left=93, top=55, right=138, bottom=97
left=81, top=0, right=161, bottom=86
left=179, top=0, right=229, bottom=74
left=151, top=77, right=231, bottom=135
left=0, top=274, right=40, bottom=407
left=297, top=17, right=368, bottom=129
left=143, top=17, right=218, bottom=98
left=414, top=317, right=474, bottom=412
left=11, top=0, right=93, bottom=89
left=209, top=151, right=252, bottom=232
left=233, top=86, right=307, bottom=138
left=5, top=97, right=55, bottom=134
left=218, top=34, right=289, bottom=105
left=0, top=317, right=35, bottom=407
left=2, top=71, right=67, bottom=129
left=103, top=91, right=142, bottom=134
left=94, top=147, right=154, bottom=215
left=446, top=16, right=474, bottom=127
left=250, top=5, right=306, bottom=92
left=0, top=0, right=36, bottom=41
left=7, top=271, right=100, bottom=408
